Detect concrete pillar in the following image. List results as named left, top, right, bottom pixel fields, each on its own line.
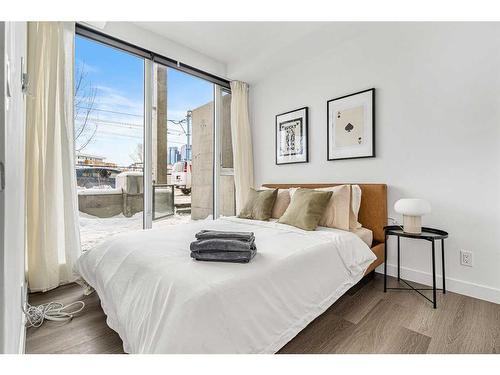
left=191, top=94, right=236, bottom=219
left=153, top=66, right=168, bottom=184
left=191, top=102, right=214, bottom=219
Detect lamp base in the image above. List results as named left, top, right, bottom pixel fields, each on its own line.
left=403, top=215, right=422, bottom=234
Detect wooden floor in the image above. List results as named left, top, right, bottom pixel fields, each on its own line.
left=26, top=274, right=500, bottom=354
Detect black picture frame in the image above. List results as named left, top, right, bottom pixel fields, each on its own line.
left=327, top=88, right=375, bottom=161
left=275, top=107, right=309, bottom=165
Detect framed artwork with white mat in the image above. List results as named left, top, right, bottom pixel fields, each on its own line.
left=327, top=88, right=375, bottom=161
left=275, top=106, right=309, bottom=165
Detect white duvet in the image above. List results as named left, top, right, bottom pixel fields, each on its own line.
left=75, top=217, right=376, bottom=354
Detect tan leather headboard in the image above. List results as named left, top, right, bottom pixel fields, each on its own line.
left=262, top=183, right=387, bottom=244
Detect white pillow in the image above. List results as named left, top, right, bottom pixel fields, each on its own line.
left=350, top=185, right=362, bottom=229
left=315, top=185, right=351, bottom=231
left=289, top=187, right=299, bottom=198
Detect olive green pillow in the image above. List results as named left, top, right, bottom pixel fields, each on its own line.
left=238, top=188, right=278, bottom=221
left=278, top=188, right=333, bottom=231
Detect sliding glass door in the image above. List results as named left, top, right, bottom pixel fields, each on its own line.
left=74, top=28, right=232, bottom=250
left=150, top=63, right=217, bottom=227
left=214, top=86, right=236, bottom=218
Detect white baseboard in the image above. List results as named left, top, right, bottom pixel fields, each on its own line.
left=376, top=263, right=500, bottom=305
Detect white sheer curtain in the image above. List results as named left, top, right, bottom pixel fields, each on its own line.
left=230, top=81, right=254, bottom=213
left=26, top=22, right=81, bottom=292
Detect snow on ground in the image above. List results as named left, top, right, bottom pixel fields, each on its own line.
left=79, top=211, right=191, bottom=252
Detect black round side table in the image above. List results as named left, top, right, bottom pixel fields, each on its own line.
left=383, top=225, right=449, bottom=309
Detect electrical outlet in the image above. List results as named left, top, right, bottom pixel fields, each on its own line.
left=460, top=250, right=473, bottom=267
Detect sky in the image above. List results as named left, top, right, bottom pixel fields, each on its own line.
left=75, top=35, right=214, bottom=167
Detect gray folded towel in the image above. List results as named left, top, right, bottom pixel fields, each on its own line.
left=195, top=230, right=255, bottom=242
left=191, top=230, right=257, bottom=263
left=191, top=249, right=256, bottom=263
left=190, top=238, right=256, bottom=252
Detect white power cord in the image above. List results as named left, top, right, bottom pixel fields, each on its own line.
left=24, top=301, right=85, bottom=328
left=388, top=217, right=405, bottom=231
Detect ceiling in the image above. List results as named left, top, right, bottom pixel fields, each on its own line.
left=133, top=22, right=375, bottom=82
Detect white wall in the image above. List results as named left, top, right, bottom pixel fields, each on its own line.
left=0, top=21, right=27, bottom=353
left=96, top=22, right=227, bottom=78
left=0, top=20, right=5, bottom=355
left=249, top=23, right=500, bottom=303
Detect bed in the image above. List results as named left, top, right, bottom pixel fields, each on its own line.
left=75, top=183, right=387, bottom=354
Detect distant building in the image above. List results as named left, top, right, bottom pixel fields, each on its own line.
left=76, top=152, right=117, bottom=167
left=76, top=152, right=104, bottom=165
left=128, top=162, right=143, bottom=171
left=180, top=144, right=192, bottom=161
left=168, top=146, right=181, bottom=165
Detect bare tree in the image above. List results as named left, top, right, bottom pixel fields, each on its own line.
left=129, top=143, right=143, bottom=164
left=74, top=62, right=98, bottom=152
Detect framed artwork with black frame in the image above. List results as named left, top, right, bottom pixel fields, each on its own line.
left=327, top=88, right=375, bottom=161
left=275, top=107, right=309, bottom=165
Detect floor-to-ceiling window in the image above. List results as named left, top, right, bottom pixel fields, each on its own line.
left=215, top=87, right=236, bottom=218
left=74, top=28, right=233, bottom=251
left=74, top=35, right=145, bottom=251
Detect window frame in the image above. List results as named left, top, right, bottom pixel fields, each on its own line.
left=75, top=25, right=233, bottom=225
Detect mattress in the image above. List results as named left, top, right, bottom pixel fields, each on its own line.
left=75, top=216, right=376, bottom=353
left=270, top=219, right=373, bottom=247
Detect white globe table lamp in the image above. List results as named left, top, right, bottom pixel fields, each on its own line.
left=394, top=199, right=431, bottom=234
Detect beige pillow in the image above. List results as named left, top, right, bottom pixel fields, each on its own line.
left=315, top=185, right=351, bottom=231
left=278, top=188, right=333, bottom=231
left=272, top=189, right=291, bottom=219
left=349, top=185, right=362, bottom=229
left=238, top=188, right=278, bottom=221
left=260, top=187, right=291, bottom=219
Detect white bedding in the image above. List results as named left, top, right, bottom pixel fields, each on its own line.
left=75, top=217, right=376, bottom=353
